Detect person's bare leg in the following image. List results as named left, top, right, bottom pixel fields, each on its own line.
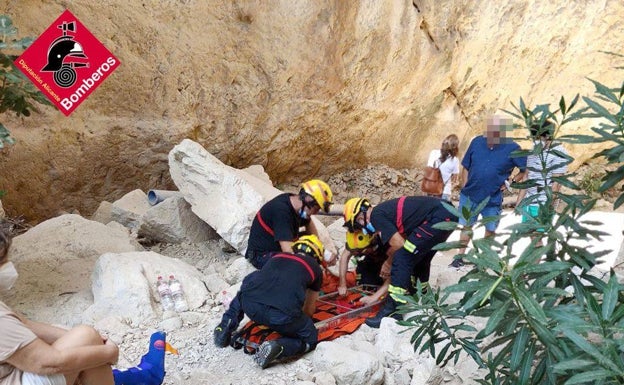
left=485, top=230, right=496, bottom=238
left=458, top=230, right=470, bottom=255
left=51, top=325, right=114, bottom=385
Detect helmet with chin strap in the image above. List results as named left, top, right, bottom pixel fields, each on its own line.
left=300, top=179, right=333, bottom=213
left=292, top=234, right=325, bottom=263
left=343, top=197, right=371, bottom=232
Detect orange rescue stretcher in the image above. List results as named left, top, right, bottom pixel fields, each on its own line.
left=230, top=285, right=382, bottom=354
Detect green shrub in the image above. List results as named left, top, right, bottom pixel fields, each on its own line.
left=401, top=83, right=624, bottom=384
left=0, top=15, right=52, bottom=148
left=578, top=165, right=605, bottom=198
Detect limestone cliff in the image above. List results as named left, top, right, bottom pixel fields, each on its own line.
left=1, top=0, right=622, bottom=221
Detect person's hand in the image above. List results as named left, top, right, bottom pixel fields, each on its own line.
left=337, top=284, right=347, bottom=297
left=104, top=338, right=119, bottom=365
left=358, top=296, right=377, bottom=306
left=380, top=261, right=391, bottom=279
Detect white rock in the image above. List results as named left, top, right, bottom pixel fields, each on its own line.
left=224, top=256, right=256, bottom=284
left=138, top=196, right=218, bottom=243
left=91, top=201, right=113, bottom=224
left=111, top=189, right=152, bottom=229
left=5, top=214, right=143, bottom=325
left=160, top=315, right=183, bottom=332
left=348, top=339, right=378, bottom=358
left=241, top=164, right=273, bottom=185
left=310, top=341, right=383, bottom=385
left=86, top=251, right=208, bottom=323
left=204, top=273, right=229, bottom=294
left=395, top=367, right=412, bottom=385
left=168, top=139, right=339, bottom=256
left=410, top=359, right=438, bottom=385
left=327, top=218, right=347, bottom=252
left=168, top=139, right=281, bottom=254
left=313, top=371, right=337, bottom=385
left=375, top=317, right=417, bottom=364
left=94, top=316, right=131, bottom=342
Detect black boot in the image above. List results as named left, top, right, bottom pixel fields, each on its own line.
left=254, top=340, right=284, bottom=369
left=365, top=297, right=401, bottom=328
left=213, top=318, right=236, bottom=347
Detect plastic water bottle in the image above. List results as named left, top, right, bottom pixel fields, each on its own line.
left=220, top=290, right=232, bottom=310
left=168, top=275, right=189, bottom=312
left=156, top=276, right=174, bottom=312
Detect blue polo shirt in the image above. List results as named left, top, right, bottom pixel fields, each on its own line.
left=461, top=136, right=526, bottom=207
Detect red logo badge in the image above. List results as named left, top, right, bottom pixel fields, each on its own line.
left=15, top=10, right=120, bottom=116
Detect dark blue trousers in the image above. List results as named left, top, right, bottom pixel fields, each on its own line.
left=221, top=292, right=317, bottom=358
left=391, top=210, right=454, bottom=292
left=245, top=250, right=277, bottom=269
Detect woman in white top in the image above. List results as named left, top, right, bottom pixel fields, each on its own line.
left=426, top=134, right=460, bottom=201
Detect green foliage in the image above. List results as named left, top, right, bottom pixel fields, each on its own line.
left=402, top=89, right=624, bottom=384
left=578, top=165, right=606, bottom=197
left=565, top=78, right=624, bottom=208
left=0, top=15, right=52, bottom=148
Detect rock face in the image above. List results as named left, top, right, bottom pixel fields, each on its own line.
left=2, top=0, right=623, bottom=221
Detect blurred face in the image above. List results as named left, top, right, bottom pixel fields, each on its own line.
left=485, top=115, right=513, bottom=146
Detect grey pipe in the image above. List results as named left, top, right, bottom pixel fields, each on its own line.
left=147, top=190, right=182, bottom=206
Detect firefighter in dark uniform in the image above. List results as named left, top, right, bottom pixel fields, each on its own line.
left=214, top=235, right=325, bottom=369
left=337, top=198, right=390, bottom=305
left=343, top=196, right=458, bottom=328
left=245, top=179, right=334, bottom=269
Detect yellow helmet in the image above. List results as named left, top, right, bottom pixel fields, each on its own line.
left=292, top=234, right=325, bottom=263
left=345, top=231, right=373, bottom=251
left=343, top=197, right=371, bottom=232
left=300, top=179, right=333, bottom=213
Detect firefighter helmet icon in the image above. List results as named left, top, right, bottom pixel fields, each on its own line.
left=41, top=21, right=89, bottom=88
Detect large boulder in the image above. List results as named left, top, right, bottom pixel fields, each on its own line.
left=138, top=195, right=218, bottom=243
left=86, top=251, right=208, bottom=323
left=5, top=214, right=143, bottom=325
left=168, top=139, right=338, bottom=256
left=169, top=139, right=280, bottom=254
left=110, top=189, right=152, bottom=229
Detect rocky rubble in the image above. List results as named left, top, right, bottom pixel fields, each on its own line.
left=1, top=141, right=479, bottom=385
left=3, top=207, right=473, bottom=385
left=4, top=140, right=620, bottom=384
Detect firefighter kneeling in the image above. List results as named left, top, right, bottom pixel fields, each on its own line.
left=213, top=235, right=325, bottom=369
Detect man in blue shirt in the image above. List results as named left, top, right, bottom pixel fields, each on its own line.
left=451, top=115, right=527, bottom=268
